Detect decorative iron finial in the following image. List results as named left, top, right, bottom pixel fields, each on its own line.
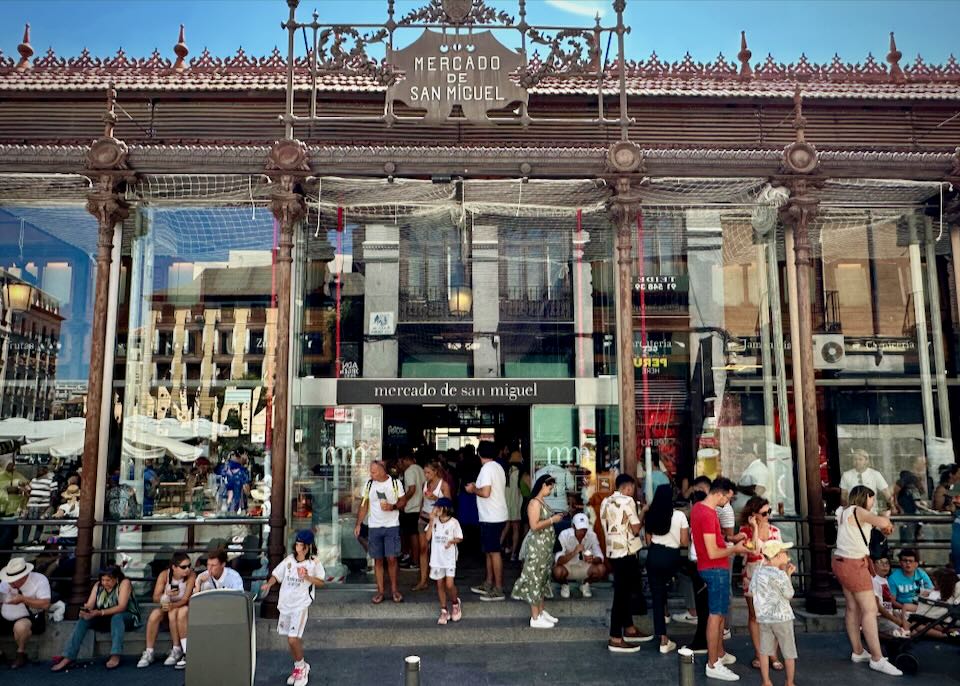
left=737, top=30, right=752, bottom=79
left=103, top=83, right=118, bottom=138
left=173, top=24, right=188, bottom=72
left=887, top=32, right=905, bottom=83
left=781, top=86, right=819, bottom=174
left=16, top=23, right=33, bottom=71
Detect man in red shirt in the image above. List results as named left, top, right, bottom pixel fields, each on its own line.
left=690, top=477, right=749, bottom=681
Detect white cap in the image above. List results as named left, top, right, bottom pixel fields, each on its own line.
left=572, top=513, right=590, bottom=530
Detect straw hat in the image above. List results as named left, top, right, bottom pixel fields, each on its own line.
left=61, top=484, right=81, bottom=501
left=0, top=557, right=34, bottom=583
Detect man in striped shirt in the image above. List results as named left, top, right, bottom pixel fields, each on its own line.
left=23, top=465, right=56, bottom=544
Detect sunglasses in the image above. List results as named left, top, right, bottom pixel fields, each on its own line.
left=176, top=564, right=192, bottom=570
left=758, top=510, right=771, bottom=517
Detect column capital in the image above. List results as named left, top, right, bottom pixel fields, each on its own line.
left=85, top=172, right=133, bottom=234
left=606, top=174, right=644, bottom=230
left=266, top=139, right=310, bottom=233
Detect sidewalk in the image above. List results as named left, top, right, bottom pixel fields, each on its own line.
left=6, top=633, right=958, bottom=685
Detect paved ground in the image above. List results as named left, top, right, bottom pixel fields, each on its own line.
left=5, top=633, right=959, bottom=685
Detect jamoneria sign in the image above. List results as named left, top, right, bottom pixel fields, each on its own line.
left=279, top=0, right=635, bottom=130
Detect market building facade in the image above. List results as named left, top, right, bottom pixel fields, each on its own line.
left=0, top=0, right=958, bottom=615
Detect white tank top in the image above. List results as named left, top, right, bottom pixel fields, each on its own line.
left=420, top=479, right=444, bottom=518
left=834, top=506, right=871, bottom=559
left=164, top=571, right=189, bottom=602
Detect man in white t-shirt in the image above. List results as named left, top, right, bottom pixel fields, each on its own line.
left=735, top=455, right=771, bottom=512
left=534, top=461, right=576, bottom=523
left=354, top=460, right=407, bottom=604
left=0, top=557, right=52, bottom=669
left=399, top=454, right=426, bottom=570
left=553, top=512, right=605, bottom=599
left=840, top=449, right=895, bottom=513
left=465, top=441, right=508, bottom=602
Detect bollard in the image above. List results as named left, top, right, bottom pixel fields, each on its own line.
left=678, top=647, right=695, bottom=686
left=405, top=655, right=421, bottom=686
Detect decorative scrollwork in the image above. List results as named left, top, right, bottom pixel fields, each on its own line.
left=521, top=28, right=599, bottom=86
left=398, top=0, right=514, bottom=26
left=315, top=26, right=397, bottom=86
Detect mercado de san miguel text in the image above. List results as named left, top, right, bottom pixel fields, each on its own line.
left=0, top=0, right=959, bottom=615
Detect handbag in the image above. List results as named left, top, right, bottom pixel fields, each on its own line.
left=852, top=508, right=878, bottom=577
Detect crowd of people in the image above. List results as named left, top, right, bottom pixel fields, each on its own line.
left=2, top=438, right=959, bottom=685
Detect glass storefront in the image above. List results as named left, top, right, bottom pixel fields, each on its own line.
left=288, top=179, right=621, bottom=578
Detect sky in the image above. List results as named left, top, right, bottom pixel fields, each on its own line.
left=0, top=0, right=958, bottom=67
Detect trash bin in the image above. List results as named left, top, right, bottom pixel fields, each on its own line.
left=186, top=589, right=256, bottom=686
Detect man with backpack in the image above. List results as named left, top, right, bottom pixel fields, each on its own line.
left=355, top=460, right=408, bottom=604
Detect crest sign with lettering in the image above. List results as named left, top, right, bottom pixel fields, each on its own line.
left=387, top=29, right=528, bottom=124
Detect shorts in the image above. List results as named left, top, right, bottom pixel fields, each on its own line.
left=429, top=566, right=456, bottom=581
left=700, top=568, right=731, bottom=616
left=832, top=556, right=873, bottom=594
left=759, top=620, right=798, bottom=660
left=277, top=609, right=309, bottom=639
left=368, top=525, right=401, bottom=559
left=557, top=558, right=591, bottom=582
left=0, top=612, right=46, bottom=636
left=400, top=511, right=421, bottom=537
left=480, top=521, right=506, bottom=553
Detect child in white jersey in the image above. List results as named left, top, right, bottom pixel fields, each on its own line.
left=426, top=497, right=464, bottom=625
left=258, top=529, right=325, bottom=686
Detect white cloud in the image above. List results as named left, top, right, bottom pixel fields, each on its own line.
left=545, top=0, right=608, bottom=19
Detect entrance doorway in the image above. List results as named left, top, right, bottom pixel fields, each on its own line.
left=382, top=405, right=530, bottom=458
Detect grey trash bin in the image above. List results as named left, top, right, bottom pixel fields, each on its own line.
left=186, top=589, right=256, bottom=686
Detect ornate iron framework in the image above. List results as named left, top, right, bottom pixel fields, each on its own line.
left=280, top=0, right=634, bottom=137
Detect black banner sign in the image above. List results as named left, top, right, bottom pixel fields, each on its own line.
left=337, top=379, right=575, bottom=406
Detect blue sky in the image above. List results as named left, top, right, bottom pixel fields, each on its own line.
left=1, top=0, right=958, bottom=66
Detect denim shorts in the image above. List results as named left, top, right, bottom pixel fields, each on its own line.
left=368, top=525, right=401, bottom=559
left=699, top=567, right=731, bottom=616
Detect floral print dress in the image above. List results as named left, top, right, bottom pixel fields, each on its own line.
left=511, top=500, right=556, bottom=604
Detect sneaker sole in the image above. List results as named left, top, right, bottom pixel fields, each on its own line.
left=608, top=646, right=642, bottom=653
left=705, top=672, right=740, bottom=682
left=479, top=596, right=506, bottom=601
left=623, top=635, right=655, bottom=643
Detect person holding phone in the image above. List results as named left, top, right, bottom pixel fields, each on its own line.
left=137, top=552, right=196, bottom=669
left=0, top=557, right=51, bottom=669
left=355, top=460, right=407, bottom=604
left=511, top=475, right=563, bottom=628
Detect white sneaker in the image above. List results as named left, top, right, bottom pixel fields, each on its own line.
left=664, top=613, right=671, bottom=624
left=175, top=654, right=187, bottom=670
left=869, top=658, right=903, bottom=676
left=560, top=584, right=571, bottom=599
left=719, top=651, right=737, bottom=666
left=530, top=615, right=554, bottom=629
left=287, top=666, right=297, bottom=686
left=163, top=647, right=183, bottom=667
left=723, top=628, right=732, bottom=640
left=580, top=582, right=592, bottom=598
left=293, top=662, right=310, bottom=686
left=672, top=611, right=697, bottom=624
left=706, top=661, right=741, bottom=681
left=851, top=651, right=872, bottom=663
left=540, top=610, right=559, bottom=624
left=659, top=639, right=677, bottom=654
left=136, top=650, right=155, bottom=668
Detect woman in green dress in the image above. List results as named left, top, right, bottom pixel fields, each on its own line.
left=512, top=474, right=564, bottom=629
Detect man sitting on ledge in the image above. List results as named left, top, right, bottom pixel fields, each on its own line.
left=0, top=557, right=51, bottom=669
left=553, top=513, right=606, bottom=599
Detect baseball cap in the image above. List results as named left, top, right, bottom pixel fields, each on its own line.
left=434, top=497, right=454, bottom=510
left=572, top=513, right=590, bottom=530
left=295, top=529, right=315, bottom=547
left=761, top=541, right=794, bottom=560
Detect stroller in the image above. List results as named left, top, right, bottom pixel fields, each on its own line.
left=882, top=599, right=960, bottom=675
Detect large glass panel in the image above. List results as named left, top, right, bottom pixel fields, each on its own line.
left=290, top=179, right=619, bottom=580
left=0, top=202, right=97, bottom=574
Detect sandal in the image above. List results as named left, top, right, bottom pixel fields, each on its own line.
left=772, top=660, right=784, bottom=671
left=371, top=593, right=384, bottom=604
left=412, top=582, right=429, bottom=592
left=751, top=658, right=761, bottom=670
left=105, top=655, right=121, bottom=670
left=392, top=592, right=404, bottom=603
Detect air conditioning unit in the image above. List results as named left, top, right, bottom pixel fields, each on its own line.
left=813, top=334, right=845, bottom=369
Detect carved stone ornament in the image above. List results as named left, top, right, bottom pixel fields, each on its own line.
left=86, top=174, right=130, bottom=230
left=86, top=136, right=129, bottom=170
left=267, top=138, right=310, bottom=172
left=269, top=181, right=307, bottom=231
left=782, top=140, right=819, bottom=175
left=442, top=0, right=473, bottom=23
left=607, top=176, right=644, bottom=228
left=606, top=141, right=645, bottom=174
